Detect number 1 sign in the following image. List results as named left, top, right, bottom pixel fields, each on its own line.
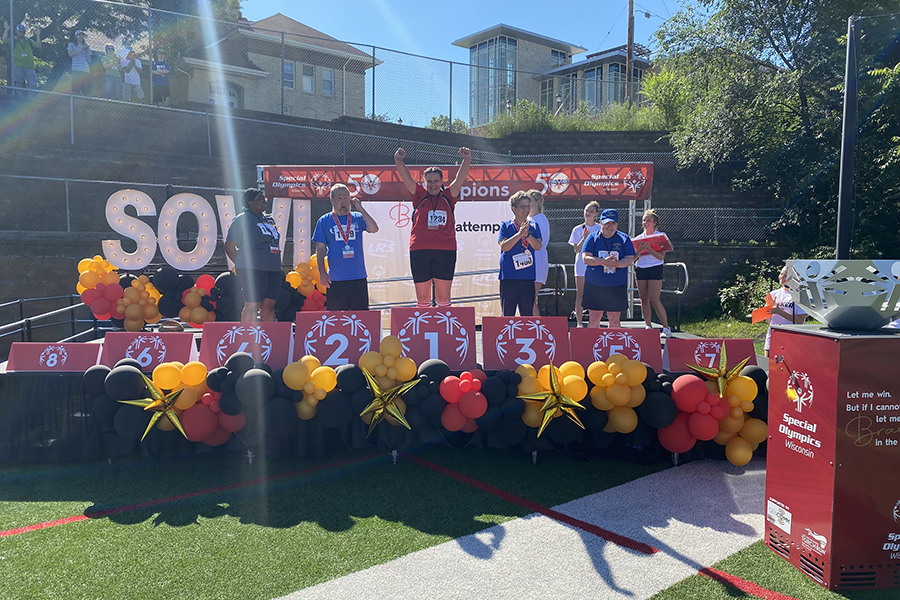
left=294, top=311, right=381, bottom=366
left=390, top=307, right=476, bottom=370
left=481, top=316, right=570, bottom=370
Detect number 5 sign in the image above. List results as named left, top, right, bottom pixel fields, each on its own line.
left=390, top=307, right=476, bottom=370
left=294, top=311, right=381, bottom=366
left=481, top=316, right=570, bottom=370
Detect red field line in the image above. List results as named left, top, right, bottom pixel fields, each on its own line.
left=700, top=567, right=802, bottom=600
left=403, top=452, right=659, bottom=555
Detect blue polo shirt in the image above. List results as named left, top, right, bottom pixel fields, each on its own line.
left=497, top=219, right=542, bottom=280
left=583, top=229, right=635, bottom=287
left=313, top=211, right=369, bottom=281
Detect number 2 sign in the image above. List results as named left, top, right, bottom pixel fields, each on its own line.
left=294, top=311, right=381, bottom=366
left=481, top=316, right=570, bottom=370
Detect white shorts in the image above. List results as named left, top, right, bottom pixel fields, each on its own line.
left=534, top=251, right=549, bottom=284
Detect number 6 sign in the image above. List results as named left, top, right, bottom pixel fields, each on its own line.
left=481, top=316, right=570, bottom=370
left=294, top=311, right=381, bottom=366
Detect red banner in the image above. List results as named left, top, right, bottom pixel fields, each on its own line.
left=198, top=322, right=293, bottom=369
left=261, top=163, right=653, bottom=202
left=294, top=311, right=382, bottom=366
left=7, top=342, right=102, bottom=372
left=100, top=332, right=197, bottom=371
left=569, top=328, right=663, bottom=372
left=390, top=307, right=477, bottom=370
left=663, top=338, right=757, bottom=372
left=481, top=316, right=570, bottom=370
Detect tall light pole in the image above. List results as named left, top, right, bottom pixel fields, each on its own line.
left=835, top=16, right=858, bottom=259
left=625, top=0, right=634, bottom=105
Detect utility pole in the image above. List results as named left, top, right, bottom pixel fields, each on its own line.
left=835, top=16, right=858, bottom=259
left=625, top=0, right=634, bottom=105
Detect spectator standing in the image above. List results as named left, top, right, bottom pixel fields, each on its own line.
left=497, top=191, right=543, bottom=316
left=567, top=201, right=601, bottom=328
left=151, top=49, right=170, bottom=107
left=394, top=146, right=472, bottom=308
left=67, top=29, right=91, bottom=95
left=313, top=183, right=379, bottom=311
left=120, top=48, right=144, bottom=103
left=582, top=208, right=635, bottom=328
left=633, top=209, right=673, bottom=337
left=528, top=189, right=550, bottom=315
left=2, top=22, right=41, bottom=92
left=764, top=266, right=807, bottom=357
left=224, top=189, right=283, bottom=323
left=101, top=44, right=121, bottom=100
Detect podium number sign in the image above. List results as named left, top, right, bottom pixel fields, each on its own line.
left=294, top=311, right=381, bottom=366
left=481, top=317, right=570, bottom=370
left=390, top=307, right=476, bottom=370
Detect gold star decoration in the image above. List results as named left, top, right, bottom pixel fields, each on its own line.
left=117, top=373, right=187, bottom=441
left=518, top=362, right=586, bottom=437
left=684, top=343, right=750, bottom=398
left=359, top=368, right=420, bottom=437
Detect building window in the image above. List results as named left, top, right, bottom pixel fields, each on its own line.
left=322, top=68, right=334, bottom=97
left=540, top=80, right=554, bottom=112
left=550, top=49, right=568, bottom=68
left=208, top=82, right=241, bottom=108
left=283, top=61, right=295, bottom=89
left=608, top=63, right=625, bottom=104
left=468, top=35, right=517, bottom=127
left=302, top=64, right=315, bottom=94
left=559, top=73, right=576, bottom=113
left=584, top=67, right=600, bottom=109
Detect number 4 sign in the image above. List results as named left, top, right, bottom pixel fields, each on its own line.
left=294, top=311, right=381, bottom=366
left=390, top=307, right=476, bottom=370
left=481, top=316, right=570, bottom=370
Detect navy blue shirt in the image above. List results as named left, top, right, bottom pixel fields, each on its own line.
left=226, top=211, right=282, bottom=272
left=583, top=229, right=635, bottom=287
left=497, top=219, right=542, bottom=280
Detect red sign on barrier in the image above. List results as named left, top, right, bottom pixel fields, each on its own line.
left=198, top=322, right=293, bottom=369
left=7, top=342, right=102, bottom=372
left=100, top=332, right=197, bottom=371
left=481, top=316, right=570, bottom=370
left=390, top=307, right=476, bottom=370
left=663, top=338, right=757, bottom=372
left=569, top=328, right=663, bottom=372
left=294, top=311, right=381, bottom=365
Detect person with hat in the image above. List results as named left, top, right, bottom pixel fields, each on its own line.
left=120, top=47, right=144, bottom=102
left=224, top=189, right=284, bottom=323
left=67, top=29, right=92, bottom=95
left=151, top=49, right=171, bottom=106
left=582, top=208, right=635, bottom=328
left=100, top=43, right=122, bottom=100
left=2, top=22, right=42, bottom=92
left=313, top=183, right=379, bottom=311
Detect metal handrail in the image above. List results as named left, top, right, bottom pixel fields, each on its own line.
left=0, top=303, right=87, bottom=335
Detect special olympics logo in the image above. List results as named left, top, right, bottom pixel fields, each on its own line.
left=216, top=326, right=272, bottom=366
left=39, top=345, right=67, bottom=368
left=398, top=311, right=470, bottom=362
left=390, top=201, right=411, bottom=228
left=496, top=319, right=557, bottom=364
left=304, top=313, right=372, bottom=365
left=893, top=500, right=900, bottom=524
left=310, top=172, right=332, bottom=197
left=125, top=335, right=167, bottom=369
left=360, top=174, right=381, bottom=195
left=693, top=341, right=721, bottom=368
left=787, top=371, right=813, bottom=413
left=593, top=331, right=641, bottom=362
left=624, top=170, right=647, bottom=193
left=548, top=173, right=570, bottom=194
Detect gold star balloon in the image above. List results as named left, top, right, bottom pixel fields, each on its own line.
left=117, top=373, right=187, bottom=441
left=684, top=343, right=750, bottom=398
left=359, top=368, right=420, bottom=437
left=518, top=362, right=586, bottom=437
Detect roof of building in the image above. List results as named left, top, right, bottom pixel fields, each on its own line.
left=536, top=44, right=652, bottom=77
left=249, top=13, right=372, bottom=60
left=452, top=24, right=586, bottom=56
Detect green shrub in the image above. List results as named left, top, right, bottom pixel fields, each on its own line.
left=717, top=260, right=778, bottom=320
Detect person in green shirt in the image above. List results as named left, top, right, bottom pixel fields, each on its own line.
left=2, top=22, right=42, bottom=91
left=101, top=44, right=121, bottom=100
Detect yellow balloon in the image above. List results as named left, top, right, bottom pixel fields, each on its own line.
left=603, top=421, right=617, bottom=433
left=537, top=365, right=562, bottom=390
left=387, top=367, right=398, bottom=381
left=297, top=262, right=311, bottom=274
left=181, top=361, right=207, bottom=387
left=100, top=270, right=120, bottom=286
left=153, top=363, right=182, bottom=390
left=586, top=361, right=608, bottom=385
left=124, top=304, right=143, bottom=320
left=156, top=414, right=176, bottom=431
left=189, top=307, right=209, bottom=325
left=622, top=360, right=648, bottom=387
left=124, top=318, right=144, bottom=332
left=380, top=335, right=403, bottom=358
left=725, top=436, right=754, bottom=466
left=79, top=271, right=100, bottom=289
left=296, top=399, right=317, bottom=420
left=311, top=366, right=337, bottom=392
left=561, top=375, right=588, bottom=402
left=600, top=372, right=617, bottom=387
left=607, top=353, right=628, bottom=365
left=590, top=385, right=613, bottom=410
left=727, top=395, right=742, bottom=408
left=191, top=380, right=208, bottom=396
left=359, top=351, right=383, bottom=373
left=313, top=387, right=327, bottom=400
left=515, top=364, right=538, bottom=379
left=740, top=400, right=755, bottom=413
left=615, top=372, right=629, bottom=385
left=522, top=402, right=543, bottom=428
left=376, top=375, right=394, bottom=390
left=303, top=381, right=316, bottom=394
left=559, top=361, right=585, bottom=380
left=607, top=383, right=632, bottom=406
left=305, top=394, right=319, bottom=408
left=739, top=418, right=768, bottom=445
left=285, top=271, right=303, bottom=287
left=394, top=357, right=417, bottom=382
left=608, top=406, right=638, bottom=433
left=283, top=361, right=311, bottom=390
left=607, top=362, right=622, bottom=375
left=713, top=429, right=738, bottom=445
left=76, top=283, right=87, bottom=294
left=726, top=376, right=758, bottom=403
left=517, top=376, right=543, bottom=396
left=123, top=287, right=141, bottom=301
left=178, top=306, right=193, bottom=323
left=300, top=355, right=322, bottom=372
left=77, top=258, right=92, bottom=273
left=173, top=385, right=199, bottom=410
left=719, top=414, right=745, bottom=434
left=626, top=384, right=646, bottom=407
left=382, top=354, right=396, bottom=367
left=375, top=364, right=388, bottom=377
left=184, top=292, right=201, bottom=309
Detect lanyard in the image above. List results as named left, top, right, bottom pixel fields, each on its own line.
left=331, top=211, right=352, bottom=245
left=600, top=232, right=614, bottom=254
left=514, top=220, right=529, bottom=250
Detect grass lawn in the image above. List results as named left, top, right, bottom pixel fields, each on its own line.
left=679, top=316, right=770, bottom=356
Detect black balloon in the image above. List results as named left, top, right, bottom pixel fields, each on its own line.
left=224, top=352, right=255, bottom=375
left=475, top=404, right=504, bottom=431
left=84, top=365, right=111, bottom=397
left=206, top=367, right=227, bottom=392
left=350, top=387, right=374, bottom=414
left=750, top=391, right=769, bottom=421
left=113, top=358, right=142, bottom=371
left=104, top=365, right=147, bottom=401
left=215, top=272, right=240, bottom=294
left=153, top=266, right=179, bottom=293
left=216, top=296, right=235, bottom=314
left=419, top=392, right=446, bottom=420
left=113, top=404, right=151, bottom=440
left=417, top=359, right=451, bottom=383
left=235, top=369, right=275, bottom=406
left=647, top=379, right=663, bottom=393
left=741, top=365, right=768, bottom=390
left=545, top=415, right=584, bottom=445
left=499, top=397, right=524, bottom=418
left=291, top=389, right=304, bottom=403
left=177, top=274, right=194, bottom=292
left=492, top=414, right=528, bottom=446
left=157, top=294, right=184, bottom=318
left=277, top=385, right=292, bottom=399
left=497, top=370, right=511, bottom=384
left=506, top=384, right=519, bottom=397
left=254, top=362, right=273, bottom=375
left=335, top=364, right=366, bottom=394
left=274, top=288, right=291, bottom=312
left=480, top=376, right=507, bottom=404
left=220, top=379, right=235, bottom=393
left=508, top=372, right=522, bottom=386
left=317, top=390, right=354, bottom=428
left=92, top=393, right=119, bottom=429
left=271, top=367, right=285, bottom=388
left=218, top=391, right=242, bottom=415
left=641, top=362, right=657, bottom=383
left=581, top=404, right=610, bottom=432
left=638, top=391, right=679, bottom=429
left=200, top=297, right=214, bottom=311
left=266, top=397, right=297, bottom=438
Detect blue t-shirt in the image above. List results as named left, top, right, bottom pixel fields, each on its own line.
left=583, top=229, right=635, bottom=287
left=313, top=211, right=369, bottom=281
left=151, top=60, right=170, bottom=86
left=225, top=211, right=282, bottom=272
left=497, top=219, right=542, bottom=280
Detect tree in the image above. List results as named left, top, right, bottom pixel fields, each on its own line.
left=426, top=114, right=468, bottom=134
left=643, top=1, right=900, bottom=256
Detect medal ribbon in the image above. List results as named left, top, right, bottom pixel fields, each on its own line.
left=332, top=211, right=352, bottom=245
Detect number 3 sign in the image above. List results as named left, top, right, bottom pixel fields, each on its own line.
left=390, top=307, right=476, bottom=370
left=294, top=311, right=381, bottom=366
left=481, top=316, right=570, bottom=370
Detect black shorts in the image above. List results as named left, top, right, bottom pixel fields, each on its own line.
left=583, top=283, right=627, bottom=313
left=153, top=85, right=170, bottom=102
left=237, top=269, right=283, bottom=303
left=326, top=278, right=369, bottom=311
left=409, top=249, right=456, bottom=283
left=635, top=264, right=664, bottom=281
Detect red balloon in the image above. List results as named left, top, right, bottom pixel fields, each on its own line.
left=96, top=283, right=106, bottom=293
left=103, top=283, right=124, bottom=301
left=460, top=418, right=479, bottom=433
left=460, top=371, right=473, bottom=382
left=459, top=379, right=473, bottom=393
left=91, top=297, right=111, bottom=317
left=218, top=411, right=246, bottom=432
left=95, top=313, right=111, bottom=321
left=439, top=376, right=463, bottom=403
left=710, top=405, right=728, bottom=420
left=201, top=392, right=216, bottom=406
left=81, top=289, right=100, bottom=306
left=469, top=369, right=487, bottom=382
left=657, top=412, right=697, bottom=454
left=458, top=391, right=487, bottom=419
left=697, top=402, right=711, bottom=415
left=202, top=426, right=232, bottom=447
left=470, top=379, right=482, bottom=392
left=671, top=375, right=708, bottom=413
left=688, top=412, right=719, bottom=441
left=440, top=403, right=467, bottom=432
left=196, top=274, right=216, bottom=293
left=180, top=404, right=218, bottom=442
left=705, top=392, right=722, bottom=407
left=210, top=399, right=221, bottom=413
